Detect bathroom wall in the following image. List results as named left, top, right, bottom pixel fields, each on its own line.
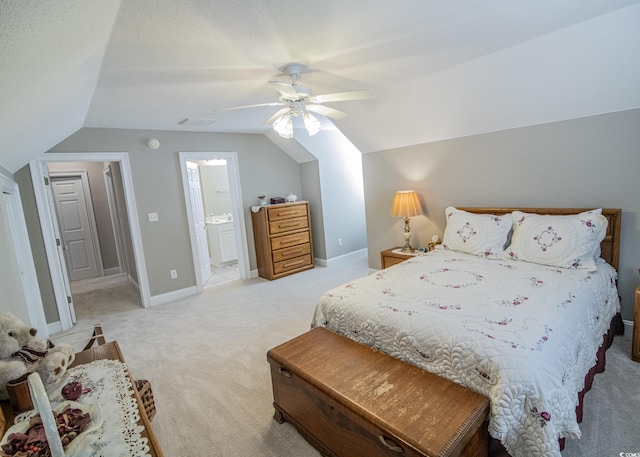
left=199, top=161, right=232, bottom=218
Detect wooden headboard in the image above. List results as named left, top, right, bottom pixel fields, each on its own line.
left=457, top=208, right=621, bottom=271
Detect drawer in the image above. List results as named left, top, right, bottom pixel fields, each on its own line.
left=274, top=254, right=312, bottom=275
left=270, top=361, right=421, bottom=457
left=383, top=256, right=406, bottom=269
left=269, top=216, right=309, bottom=235
left=271, top=231, right=310, bottom=251
left=268, top=204, right=307, bottom=221
left=273, top=243, right=311, bottom=263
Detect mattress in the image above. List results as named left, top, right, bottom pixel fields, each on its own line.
left=312, top=247, right=620, bottom=457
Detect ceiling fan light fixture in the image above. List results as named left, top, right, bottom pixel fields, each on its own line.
left=302, top=112, right=321, bottom=136
left=273, top=113, right=294, bottom=138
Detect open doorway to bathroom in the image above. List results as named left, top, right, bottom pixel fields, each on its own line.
left=179, top=151, right=250, bottom=291
left=197, top=159, right=239, bottom=287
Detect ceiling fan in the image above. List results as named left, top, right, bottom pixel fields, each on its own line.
left=214, top=64, right=372, bottom=138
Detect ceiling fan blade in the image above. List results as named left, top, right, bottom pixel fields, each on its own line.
left=264, top=108, right=290, bottom=125
left=310, top=89, right=373, bottom=104
left=213, top=101, right=284, bottom=112
left=306, top=104, right=348, bottom=120
left=268, top=81, right=300, bottom=99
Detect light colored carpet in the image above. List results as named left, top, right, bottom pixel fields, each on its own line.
left=63, top=253, right=640, bottom=457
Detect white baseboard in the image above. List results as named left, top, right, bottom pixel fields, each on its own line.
left=47, top=321, right=63, bottom=336
left=623, top=319, right=634, bottom=336
left=321, top=248, right=368, bottom=267
left=104, top=267, right=123, bottom=276
left=128, top=274, right=140, bottom=292
left=149, top=285, right=198, bottom=307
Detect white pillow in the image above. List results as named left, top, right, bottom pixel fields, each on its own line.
left=442, top=207, right=513, bottom=259
left=504, top=210, right=607, bottom=271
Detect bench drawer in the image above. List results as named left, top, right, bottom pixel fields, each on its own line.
left=270, top=361, right=421, bottom=457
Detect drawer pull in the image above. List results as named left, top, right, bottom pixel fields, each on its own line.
left=281, top=237, right=303, bottom=245
left=274, top=210, right=299, bottom=217
left=278, top=367, right=292, bottom=378
left=378, top=434, right=404, bottom=453
left=283, top=259, right=305, bottom=268
left=278, top=221, right=301, bottom=229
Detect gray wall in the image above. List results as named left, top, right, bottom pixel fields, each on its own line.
left=363, top=108, right=640, bottom=322
left=47, top=128, right=304, bottom=296
left=300, top=160, right=325, bottom=260
left=108, top=161, right=137, bottom=283
left=199, top=163, right=233, bottom=218
left=296, top=129, right=368, bottom=259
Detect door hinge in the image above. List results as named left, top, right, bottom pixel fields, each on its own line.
left=56, top=238, right=61, bottom=247
left=67, top=296, right=72, bottom=304
left=44, top=176, right=49, bottom=186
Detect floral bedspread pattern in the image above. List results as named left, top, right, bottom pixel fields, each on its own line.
left=312, top=248, right=619, bottom=457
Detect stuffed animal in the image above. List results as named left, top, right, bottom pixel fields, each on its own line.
left=0, top=311, right=75, bottom=400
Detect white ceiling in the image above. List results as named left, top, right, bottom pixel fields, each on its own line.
left=1, top=0, right=640, bottom=172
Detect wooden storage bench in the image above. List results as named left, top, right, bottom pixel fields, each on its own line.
left=267, top=327, right=490, bottom=457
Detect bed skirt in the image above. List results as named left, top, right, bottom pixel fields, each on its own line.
left=488, top=313, right=624, bottom=457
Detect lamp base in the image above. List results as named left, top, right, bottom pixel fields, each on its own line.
left=400, top=217, right=414, bottom=253
left=399, top=244, right=415, bottom=253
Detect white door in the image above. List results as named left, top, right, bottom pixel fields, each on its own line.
left=0, top=175, right=48, bottom=335
left=187, top=162, right=212, bottom=284
left=103, top=165, right=126, bottom=275
left=51, top=176, right=99, bottom=281
left=34, top=162, right=76, bottom=328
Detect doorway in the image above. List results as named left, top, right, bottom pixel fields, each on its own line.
left=179, top=152, right=250, bottom=291
left=30, top=153, right=149, bottom=332
left=196, top=159, right=240, bottom=287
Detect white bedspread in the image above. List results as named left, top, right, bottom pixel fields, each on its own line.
left=312, top=248, right=620, bottom=457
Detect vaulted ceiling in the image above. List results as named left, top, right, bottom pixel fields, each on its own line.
left=2, top=0, right=639, bottom=173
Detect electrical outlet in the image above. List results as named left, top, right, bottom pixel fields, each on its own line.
left=338, top=238, right=343, bottom=246
left=170, top=269, right=177, bottom=279
left=148, top=212, right=159, bottom=222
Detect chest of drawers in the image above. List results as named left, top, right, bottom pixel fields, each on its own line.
left=251, top=201, right=314, bottom=280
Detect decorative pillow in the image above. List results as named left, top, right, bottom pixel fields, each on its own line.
left=504, top=210, right=607, bottom=271
left=442, top=207, right=513, bottom=259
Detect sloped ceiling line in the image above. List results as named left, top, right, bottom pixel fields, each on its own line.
left=1, top=0, right=639, bottom=172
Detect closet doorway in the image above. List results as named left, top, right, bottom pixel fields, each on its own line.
left=31, top=153, right=149, bottom=332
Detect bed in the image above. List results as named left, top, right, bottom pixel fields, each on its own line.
left=311, top=207, right=622, bottom=457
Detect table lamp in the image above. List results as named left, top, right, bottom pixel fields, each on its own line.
left=390, top=190, right=423, bottom=253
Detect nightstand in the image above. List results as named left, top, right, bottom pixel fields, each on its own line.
left=380, top=247, right=419, bottom=269
left=633, top=285, right=640, bottom=362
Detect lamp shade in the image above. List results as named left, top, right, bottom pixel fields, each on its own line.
left=390, top=190, right=423, bottom=217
